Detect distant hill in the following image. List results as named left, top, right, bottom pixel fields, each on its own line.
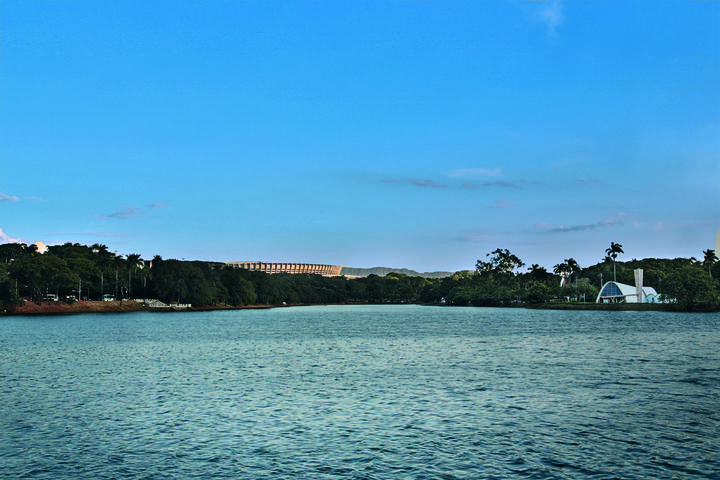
left=340, top=266, right=453, bottom=278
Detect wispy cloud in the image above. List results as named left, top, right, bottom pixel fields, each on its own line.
left=484, top=181, right=520, bottom=189
left=552, top=155, right=588, bottom=169
left=109, top=206, right=146, bottom=220
left=409, top=179, right=447, bottom=188
left=42, top=231, right=129, bottom=238
left=147, top=202, right=167, bottom=209
left=0, top=192, right=20, bottom=202
left=455, top=231, right=491, bottom=243
left=490, top=199, right=518, bottom=209
left=95, top=205, right=146, bottom=221
left=447, top=168, right=502, bottom=178
left=538, top=219, right=623, bottom=233
left=0, top=228, right=22, bottom=243
left=538, top=0, right=563, bottom=36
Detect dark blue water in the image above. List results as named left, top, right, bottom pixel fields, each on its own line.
left=1, top=305, right=718, bottom=479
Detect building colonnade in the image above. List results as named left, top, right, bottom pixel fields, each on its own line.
left=226, top=262, right=342, bottom=277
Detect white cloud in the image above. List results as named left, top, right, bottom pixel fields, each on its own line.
left=0, top=192, right=20, bottom=202
left=538, top=0, right=563, bottom=36
left=0, top=228, right=23, bottom=244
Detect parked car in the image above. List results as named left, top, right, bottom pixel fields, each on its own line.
left=102, top=294, right=115, bottom=302
left=43, top=294, right=59, bottom=301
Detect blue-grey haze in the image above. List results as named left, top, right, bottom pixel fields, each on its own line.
left=1, top=305, right=718, bottom=479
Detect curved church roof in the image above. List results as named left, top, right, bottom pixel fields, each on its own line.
left=596, top=281, right=659, bottom=303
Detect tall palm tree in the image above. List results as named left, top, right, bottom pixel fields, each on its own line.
left=605, top=242, right=624, bottom=282
left=137, top=263, right=152, bottom=300
left=564, top=258, right=580, bottom=286
left=126, top=254, right=143, bottom=300
left=702, top=249, right=718, bottom=277
left=112, top=254, right=124, bottom=300
left=92, top=244, right=113, bottom=299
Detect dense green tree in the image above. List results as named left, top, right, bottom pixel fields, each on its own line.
left=528, top=264, right=550, bottom=283
left=174, top=278, right=189, bottom=304
left=9, top=255, right=76, bottom=302
left=0, top=243, right=26, bottom=264
left=477, top=248, right=524, bottom=276
left=525, top=282, right=551, bottom=304
left=91, top=244, right=115, bottom=298
left=219, top=267, right=257, bottom=306
left=663, top=265, right=720, bottom=310
left=0, top=263, right=22, bottom=308
left=65, top=257, right=98, bottom=300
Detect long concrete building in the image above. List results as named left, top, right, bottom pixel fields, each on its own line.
left=226, top=261, right=343, bottom=277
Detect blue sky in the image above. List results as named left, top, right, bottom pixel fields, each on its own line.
left=1, top=0, right=718, bottom=272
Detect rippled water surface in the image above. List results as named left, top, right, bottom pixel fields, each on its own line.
left=1, top=305, right=719, bottom=479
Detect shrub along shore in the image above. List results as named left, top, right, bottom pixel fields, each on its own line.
left=2, top=242, right=720, bottom=313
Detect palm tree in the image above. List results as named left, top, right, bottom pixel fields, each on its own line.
left=605, top=242, right=624, bottom=282
left=126, top=254, right=143, bottom=299
left=92, top=244, right=113, bottom=299
left=702, top=249, right=718, bottom=277
left=553, top=262, right=571, bottom=286
left=529, top=264, right=549, bottom=283
left=137, top=261, right=153, bottom=300
left=565, top=258, right=579, bottom=283
left=112, top=254, right=124, bottom=300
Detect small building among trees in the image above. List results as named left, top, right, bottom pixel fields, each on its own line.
left=596, top=281, right=660, bottom=303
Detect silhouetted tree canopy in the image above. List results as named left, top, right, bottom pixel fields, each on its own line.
left=2, top=242, right=719, bottom=311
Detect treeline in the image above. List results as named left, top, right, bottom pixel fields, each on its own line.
left=1, top=242, right=720, bottom=311
left=0, top=242, right=431, bottom=308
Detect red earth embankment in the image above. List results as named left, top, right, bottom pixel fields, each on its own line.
left=7, top=300, right=149, bottom=315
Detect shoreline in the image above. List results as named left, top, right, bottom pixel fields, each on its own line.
left=2, top=300, right=296, bottom=316
left=2, top=300, right=709, bottom=316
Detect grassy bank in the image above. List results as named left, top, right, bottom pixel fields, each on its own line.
left=526, top=302, right=719, bottom=312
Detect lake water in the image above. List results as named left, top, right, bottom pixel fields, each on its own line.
left=1, top=305, right=718, bottom=479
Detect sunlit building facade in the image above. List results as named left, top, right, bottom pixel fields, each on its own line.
left=226, top=261, right=342, bottom=277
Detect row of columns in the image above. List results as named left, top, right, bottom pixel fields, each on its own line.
left=227, top=262, right=342, bottom=277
